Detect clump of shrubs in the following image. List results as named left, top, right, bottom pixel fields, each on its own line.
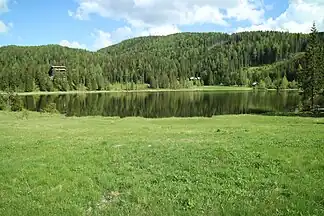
left=41, top=102, right=58, bottom=114
left=8, top=93, right=23, bottom=112
left=0, top=94, right=8, bottom=110
left=0, top=93, right=24, bottom=111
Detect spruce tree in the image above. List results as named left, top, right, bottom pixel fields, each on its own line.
left=297, top=22, right=321, bottom=110
left=280, top=75, right=289, bottom=90
left=319, top=42, right=324, bottom=95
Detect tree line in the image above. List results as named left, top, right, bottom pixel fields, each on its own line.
left=0, top=26, right=323, bottom=100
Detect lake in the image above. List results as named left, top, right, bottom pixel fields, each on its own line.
left=21, top=91, right=300, bottom=118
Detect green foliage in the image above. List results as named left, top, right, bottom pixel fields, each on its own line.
left=257, top=80, right=267, bottom=90
left=297, top=22, right=324, bottom=110
left=273, top=79, right=280, bottom=90
left=280, top=75, right=289, bottom=90
left=8, top=93, right=23, bottom=112
left=149, top=77, right=158, bottom=89
left=76, top=84, right=87, bottom=91
left=41, top=102, right=58, bottom=114
left=289, top=80, right=298, bottom=89
left=0, top=31, right=318, bottom=92
left=264, top=76, right=272, bottom=88
left=0, top=94, right=8, bottom=110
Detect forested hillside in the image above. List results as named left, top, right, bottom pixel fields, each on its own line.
left=0, top=31, right=322, bottom=92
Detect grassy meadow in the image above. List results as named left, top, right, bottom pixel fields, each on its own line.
left=0, top=111, right=323, bottom=215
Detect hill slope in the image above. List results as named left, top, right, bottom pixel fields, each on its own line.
left=0, top=31, right=315, bottom=92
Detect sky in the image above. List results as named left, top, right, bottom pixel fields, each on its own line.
left=0, top=0, right=324, bottom=51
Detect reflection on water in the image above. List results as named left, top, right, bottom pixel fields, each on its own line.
left=21, top=91, right=300, bottom=118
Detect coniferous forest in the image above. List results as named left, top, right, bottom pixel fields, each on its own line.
left=0, top=29, right=323, bottom=93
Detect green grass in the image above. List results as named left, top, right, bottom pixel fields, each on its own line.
left=0, top=112, right=323, bottom=216
left=200, top=85, right=252, bottom=91
left=107, top=83, right=150, bottom=91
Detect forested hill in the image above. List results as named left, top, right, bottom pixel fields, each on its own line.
left=0, top=31, right=322, bottom=92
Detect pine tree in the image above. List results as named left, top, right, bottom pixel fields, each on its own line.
left=297, top=22, right=322, bottom=110
left=318, top=43, right=324, bottom=94
left=280, top=75, right=289, bottom=90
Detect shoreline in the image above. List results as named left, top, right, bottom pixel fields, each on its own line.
left=1, top=86, right=254, bottom=96
left=0, top=86, right=301, bottom=96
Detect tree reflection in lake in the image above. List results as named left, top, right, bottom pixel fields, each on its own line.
left=21, top=91, right=300, bottom=118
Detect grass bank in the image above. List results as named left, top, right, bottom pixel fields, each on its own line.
left=0, top=112, right=323, bottom=216
left=1, top=86, right=252, bottom=96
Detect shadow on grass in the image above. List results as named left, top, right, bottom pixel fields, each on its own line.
left=250, top=110, right=324, bottom=118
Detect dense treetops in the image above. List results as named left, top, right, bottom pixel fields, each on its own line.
left=0, top=30, right=323, bottom=92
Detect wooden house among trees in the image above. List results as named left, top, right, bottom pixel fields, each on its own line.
left=48, top=65, right=66, bottom=79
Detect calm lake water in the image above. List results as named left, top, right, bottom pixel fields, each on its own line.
left=21, top=91, right=300, bottom=118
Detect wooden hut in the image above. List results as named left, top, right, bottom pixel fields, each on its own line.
left=48, top=65, right=66, bottom=78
